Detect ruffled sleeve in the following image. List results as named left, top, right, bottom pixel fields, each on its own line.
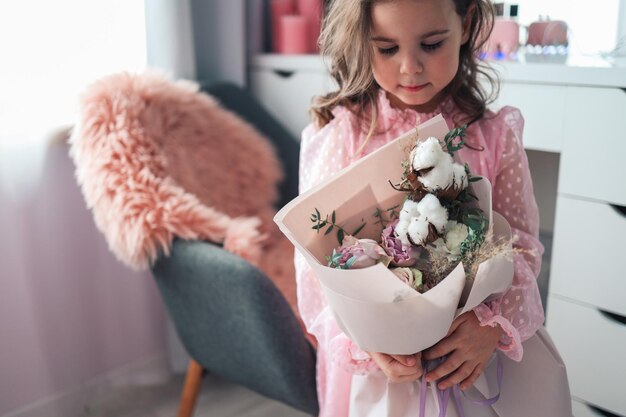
left=473, top=107, right=545, bottom=362
left=295, top=112, right=380, bottom=375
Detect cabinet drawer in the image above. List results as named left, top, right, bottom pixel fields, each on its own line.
left=550, top=196, right=626, bottom=316
left=573, top=399, right=626, bottom=417
left=560, top=86, right=626, bottom=206
left=495, top=82, right=565, bottom=152
left=546, top=296, right=626, bottom=416
left=249, top=68, right=331, bottom=139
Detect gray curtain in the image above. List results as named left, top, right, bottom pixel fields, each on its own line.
left=145, top=0, right=247, bottom=86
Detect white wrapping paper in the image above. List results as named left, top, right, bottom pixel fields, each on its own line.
left=275, top=115, right=513, bottom=354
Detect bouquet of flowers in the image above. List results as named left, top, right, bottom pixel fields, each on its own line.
left=314, top=125, right=518, bottom=299
left=274, top=115, right=514, bottom=355
left=275, top=115, right=572, bottom=417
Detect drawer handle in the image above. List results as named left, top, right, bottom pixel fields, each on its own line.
left=610, top=203, right=626, bottom=218
left=273, top=69, right=295, bottom=78
left=599, top=309, right=626, bottom=326
left=587, top=403, right=623, bottom=417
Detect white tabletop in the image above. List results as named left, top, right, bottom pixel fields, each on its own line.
left=250, top=52, right=626, bottom=88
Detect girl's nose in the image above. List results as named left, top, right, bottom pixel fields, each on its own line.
left=400, top=52, right=423, bottom=75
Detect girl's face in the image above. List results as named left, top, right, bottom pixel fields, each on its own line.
left=370, top=0, right=470, bottom=112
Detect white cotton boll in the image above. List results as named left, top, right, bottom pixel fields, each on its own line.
left=396, top=200, right=421, bottom=246
left=398, top=199, right=420, bottom=222
left=418, top=153, right=455, bottom=191
left=395, top=219, right=411, bottom=246
left=411, top=137, right=445, bottom=171
left=407, top=217, right=430, bottom=245
left=416, top=194, right=448, bottom=233
left=452, top=162, right=469, bottom=190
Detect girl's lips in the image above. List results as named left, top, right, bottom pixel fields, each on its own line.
left=400, top=83, right=428, bottom=92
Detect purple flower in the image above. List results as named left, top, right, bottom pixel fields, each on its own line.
left=329, top=236, right=392, bottom=269
left=381, top=220, right=421, bottom=267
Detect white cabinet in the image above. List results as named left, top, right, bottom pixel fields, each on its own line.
left=560, top=87, right=626, bottom=206
left=547, top=296, right=626, bottom=416
left=547, top=85, right=626, bottom=416
left=572, top=399, right=622, bottom=417
left=249, top=55, right=334, bottom=139
left=494, top=82, right=565, bottom=153
left=550, top=196, right=626, bottom=317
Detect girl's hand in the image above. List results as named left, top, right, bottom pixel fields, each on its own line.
left=422, top=312, right=503, bottom=391
left=367, top=351, right=423, bottom=383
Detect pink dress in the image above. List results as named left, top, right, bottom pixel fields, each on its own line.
left=295, top=90, right=545, bottom=417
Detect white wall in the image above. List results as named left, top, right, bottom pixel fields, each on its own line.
left=0, top=135, right=167, bottom=416
left=513, top=0, right=620, bottom=54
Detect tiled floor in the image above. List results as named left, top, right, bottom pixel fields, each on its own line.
left=80, top=374, right=312, bottom=417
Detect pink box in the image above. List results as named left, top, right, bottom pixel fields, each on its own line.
left=271, top=0, right=296, bottom=53
left=297, top=0, right=323, bottom=53
left=527, top=20, right=568, bottom=46
left=280, top=15, right=309, bottom=54
left=485, top=19, right=519, bottom=57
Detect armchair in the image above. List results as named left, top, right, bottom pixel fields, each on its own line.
left=70, top=75, right=318, bottom=417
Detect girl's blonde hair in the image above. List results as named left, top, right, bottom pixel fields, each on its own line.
left=311, top=0, right=498, bottom=133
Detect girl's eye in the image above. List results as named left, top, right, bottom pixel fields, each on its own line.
left=377, top=46, right=398, bottom=56
left=422, top=41, right=443, bottom=52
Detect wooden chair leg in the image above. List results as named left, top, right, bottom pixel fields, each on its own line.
left=177, top=359, right=204, bottom=417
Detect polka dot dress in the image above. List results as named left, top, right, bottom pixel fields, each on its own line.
left=295, top=90, right=545, bottom=417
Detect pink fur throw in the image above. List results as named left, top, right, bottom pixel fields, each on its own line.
left=69, top=72, right=284, bottom=271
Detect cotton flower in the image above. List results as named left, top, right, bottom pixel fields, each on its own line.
left=410, top=136, right=468, bottom=197
left=395, top=194, right=448, bottom=246
left=417, top=194, right=448, bottom=233
left=411, top=137, right=443, bottom=171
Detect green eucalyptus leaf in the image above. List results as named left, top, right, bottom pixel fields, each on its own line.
left=345, top=256, right=357, bottom=269
left=337, top=229, right=345, bottom=244
left=352, top=222, right=366, bottom=236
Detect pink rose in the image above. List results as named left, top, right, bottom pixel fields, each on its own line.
left=381, top=220, right=421, bottom=266
left=328, top=236, right=392, bottom=269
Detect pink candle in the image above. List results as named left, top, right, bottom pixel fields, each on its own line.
left=280, top=15, right=309, bottom=54
left=271, top=0, right=296, bottom=53
left=297, top=0, right=323, bottom=53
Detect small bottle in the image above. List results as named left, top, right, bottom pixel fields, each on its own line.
left=509, top=4, right=519, bottom=21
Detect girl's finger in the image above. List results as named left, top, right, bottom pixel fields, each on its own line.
left=423, top=334, right=459, bottom=360
left=389, top=368, right=424, bottom=384
left=445, top=312, right=468, bottom=337
left=390, top=353, right=416, bottom=367
left=460, top=364, right=484, bottom=391
left=424, top=351, right=464, bottom=382
left=437, top=362, right=476, bottom=390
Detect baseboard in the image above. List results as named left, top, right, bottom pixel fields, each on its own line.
left=2, top=353, right=171, bottom=417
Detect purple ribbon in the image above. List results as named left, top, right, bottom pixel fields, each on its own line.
left=418, top=354, right=503, bottom=417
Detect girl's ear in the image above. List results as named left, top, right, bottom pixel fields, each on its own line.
left=461, top=3, right=476, bottom=45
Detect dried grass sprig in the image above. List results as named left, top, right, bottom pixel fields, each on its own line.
left=423, top=232, right=536, bottom=289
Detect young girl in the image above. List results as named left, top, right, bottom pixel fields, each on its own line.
left=294, top=0, right=545, bottom=415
